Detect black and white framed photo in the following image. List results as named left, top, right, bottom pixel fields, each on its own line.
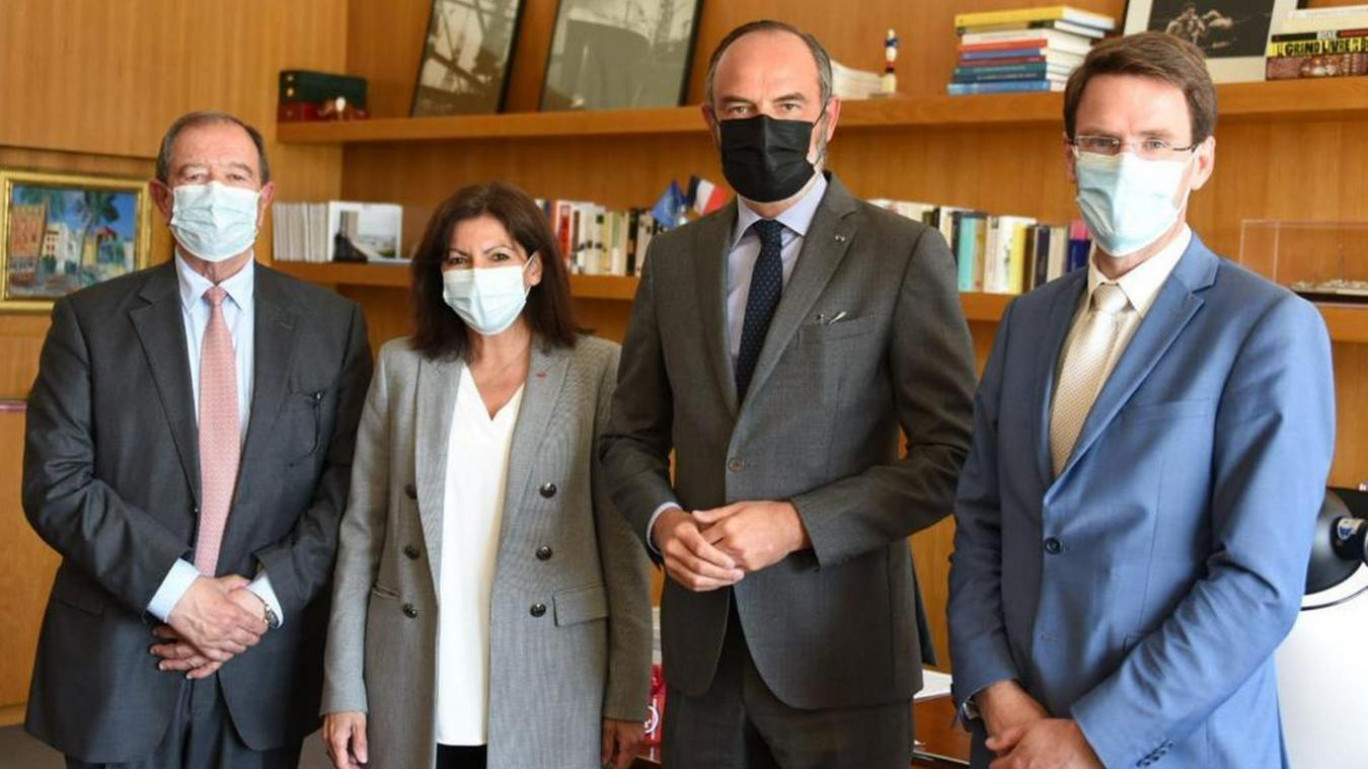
left=1124, top=0, right=1304, bottom=82
left=540, top=0, right=704, bottom=111
left=411, top=0, right=526, bottom=116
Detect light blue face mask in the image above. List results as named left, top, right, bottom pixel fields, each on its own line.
left=170, top=182, right=261, bottom=262
left=442, top=255, right=537, bottom=336
left=1074, top=151, right=1193, bottom=258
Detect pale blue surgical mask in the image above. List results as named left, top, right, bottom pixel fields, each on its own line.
left=1074, top=151, right=1193, bottom=258
left=170, top=182, right=261, bottom=262
left=442, top=255, right=537, bottom=336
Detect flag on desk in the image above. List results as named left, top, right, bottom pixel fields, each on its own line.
left=651, top=181, right=688, bottom=230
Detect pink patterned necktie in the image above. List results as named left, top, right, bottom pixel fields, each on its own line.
left=193, top=286, right=240, bottom=575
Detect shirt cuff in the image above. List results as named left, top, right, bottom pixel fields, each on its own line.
left=646, top=502, right=683, bottom=555
left=245, top=572, right=284, bottom=628
left=147, top=559, right=201, bottom=622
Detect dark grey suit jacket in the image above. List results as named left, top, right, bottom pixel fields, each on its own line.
left=22, top=261, right=372, bottom=763
left=601, top=174, right=977, bottom=709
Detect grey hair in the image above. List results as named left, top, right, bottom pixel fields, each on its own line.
left=704, top=20, right=833, bottom=108
left=155, top=111, right=271, bottom=184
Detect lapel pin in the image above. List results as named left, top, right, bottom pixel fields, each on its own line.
left=535, top=371, right=547, bottom=378
left=835, top=234, right=847, bottom=243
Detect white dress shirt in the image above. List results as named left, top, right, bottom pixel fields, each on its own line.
left=436, top=365, right=525, bottom=745
left=146, top=253, right=284, bottom=626
left=645, top=174, right=829, bottom=545
left=1056, top=226, right=1193, bottom=388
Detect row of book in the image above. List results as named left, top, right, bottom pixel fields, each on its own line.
left=871, top=200, right=1091, bottom=293
left=1266, top=4, right=1368, bottom=80
left=540, top=201, right=667, bottom=277
left=948, top=5, right=1116, bottom=96
left=272, top=201, right=403, bottom=263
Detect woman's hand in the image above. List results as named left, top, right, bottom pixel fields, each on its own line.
left=324, top=711, right=369, bottom=769
left=601, top=717, right=645, bottom=769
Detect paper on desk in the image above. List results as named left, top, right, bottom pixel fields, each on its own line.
left=915, top=668, right=953, bottom=702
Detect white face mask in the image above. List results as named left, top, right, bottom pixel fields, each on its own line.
left=442, top=255, right=537, bottom=336
left=169, top=182, right=261, bottom=262
left=1074, top=151, right=1193, bottom=258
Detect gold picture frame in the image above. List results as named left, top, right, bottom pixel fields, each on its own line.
left=0, top=168, right=153, bottom=313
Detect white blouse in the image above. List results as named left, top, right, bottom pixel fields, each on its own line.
left=434, top=365, right=525, bottom=746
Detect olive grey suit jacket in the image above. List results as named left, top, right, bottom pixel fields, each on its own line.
left=601, top=174, right=978, bottom=709
left=22, top=261, right=372, bottom=763
left=322, top=336, right=651, bottom=769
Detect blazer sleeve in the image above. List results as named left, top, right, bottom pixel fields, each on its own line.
left=591, top=344, right=653, bottom=721
left=321, top=340, right=392, bottom=715
left=253, top=303, right=373, bottom=615
left=1070, top=294, right=1336, bottom=767
left=947, top=299, right=1023, bottom=707
left=599, top=246, right=679, bottom=550
left=790, top=225, right=978, bottom=566
left=23, top=296, right=190, bottom=614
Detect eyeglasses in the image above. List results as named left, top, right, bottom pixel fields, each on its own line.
left=1070, top=135, right=1202, bottom=160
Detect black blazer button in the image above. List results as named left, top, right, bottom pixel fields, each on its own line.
left=402, top=603, right=418, bottom=618
left=536, top=546, right=553, bottom=561
left=530, top=603, right=547, bottom=617
left=539, top=482, right=557, bottom=498
left=404, top=483, right=417, bottom=500
left=1044, top=537, right=1063, bottom=554
left=404, top=545, right=421, bottom=560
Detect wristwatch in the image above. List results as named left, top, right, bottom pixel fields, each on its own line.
left=262, top=602, right=281, bottom=629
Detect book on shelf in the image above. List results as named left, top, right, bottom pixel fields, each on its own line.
left=1268, top=36, right=1368, bottom=57
left=1271, top=27, right=1368, bottom=43
left=1266, top=51, right=1368, bottom=79
left=1274, top=4, right=1368, bottom=36
left=830, top=60, right=886, bottom=100
left=272, top=201, right=403, bottom=264
left=541, top=199, right=663, bottom=277
left=869, top=199, right=1091, bottom=294
left=953, top=5, right=1117, bottom=32
left=950, top=7, right=1114, bottom=96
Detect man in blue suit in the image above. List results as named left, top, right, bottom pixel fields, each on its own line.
left=948, top=32, right=1336, bottom=769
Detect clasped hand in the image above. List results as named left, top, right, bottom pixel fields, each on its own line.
left=149, top=574, right=269, bottom=679
left=651, top=500, right=810, bottom=591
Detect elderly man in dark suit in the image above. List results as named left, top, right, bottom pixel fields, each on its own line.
left=601, top=20, right=978, bottom=769
left=23, top=111, right=372, bottom=768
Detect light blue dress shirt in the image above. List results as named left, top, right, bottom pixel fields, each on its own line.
left=145, top=254, right=284, bottom=626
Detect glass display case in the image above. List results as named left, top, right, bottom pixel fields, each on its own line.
left=1239, top=220, right=1368, bottom=304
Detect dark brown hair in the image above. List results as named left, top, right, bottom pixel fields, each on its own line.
left=1063, top=31, right=1217, bottom=144
left=410, top=182, right=577, bottom=359
left=705, top=20, right=832, bottom=107
left=156, top=111, right=271, bottom=184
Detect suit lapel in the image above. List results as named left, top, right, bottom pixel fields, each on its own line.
left=1033, top=273, right=1088, bottom=489
left=693, top=206, right=741, bottom=417
left=129, top=264, right=200, bottom=503
left=237, top=268, right=299, bottom=489
left=498, top=343, right=570, bottom=555
left=743, top=176, right=857, bottom=405
left=1053, top=238, right=1218, bottom=484
left=415, top=353, right=463, bottom=593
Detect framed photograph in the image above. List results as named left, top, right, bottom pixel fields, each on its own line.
left=411, top=0, right=527, bottom=116
left=541, top=0, right=704, bottom=111
left=1124, top=0, right=1305, bottom=82
left=0, top=169, right=152, bottom=313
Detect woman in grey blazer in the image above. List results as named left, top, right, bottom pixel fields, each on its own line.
left=321, top=183, right=651, bottom=769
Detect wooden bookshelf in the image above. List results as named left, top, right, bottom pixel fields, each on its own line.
left=277, top=79, right=1368, bottom=146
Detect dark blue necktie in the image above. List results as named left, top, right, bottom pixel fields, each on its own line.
left=735, top=218, right=785, bottom=400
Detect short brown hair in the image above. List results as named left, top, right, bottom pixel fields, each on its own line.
left=156, top=111, right=271, bottom=184
left=1063, top=31, right=1217, bottom=144
left=705, top=20, right=832, bottom=107
left=410, top=182, right=578, bottom=360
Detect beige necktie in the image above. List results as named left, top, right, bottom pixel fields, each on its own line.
left=193, top=286, right=241, bottom=575
left=1050, top=283, right=1129, bottom=475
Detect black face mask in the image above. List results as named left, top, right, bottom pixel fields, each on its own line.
left=718, top=114, right=818, bottom=204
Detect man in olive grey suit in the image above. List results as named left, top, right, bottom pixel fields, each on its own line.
left=601, top=21, right=977, bottom=769
left=22, top=112, right=372, bottom=767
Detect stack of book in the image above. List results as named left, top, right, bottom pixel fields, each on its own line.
left=540, top=200, right=664, bottom=277
left=272, top=201, right=403, bottom=263
left=831, top=60, right=886, bottom=100
left=1267, top=4, right=1368, bottom=80
left=870, top=199, right=1092, bottom=293
left=949, top=5, right=1116, bottom=95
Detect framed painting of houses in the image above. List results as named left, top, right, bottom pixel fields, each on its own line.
left=0, top=169, right=152, bottom=312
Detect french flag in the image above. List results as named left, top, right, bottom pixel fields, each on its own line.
left=688, top=176, right=729, bottom=216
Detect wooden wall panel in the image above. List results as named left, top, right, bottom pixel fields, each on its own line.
left=0, top=411, right=57, bottom=712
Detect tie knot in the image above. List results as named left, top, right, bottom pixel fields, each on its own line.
left=1092, top=283, right=1127, bottom=316
left=751, top=219, right=785, bottom=248
left=204, top=286, right=228, bottom=308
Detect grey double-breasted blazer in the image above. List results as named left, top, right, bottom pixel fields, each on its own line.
left=322, top=334, right=651, bottom=769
